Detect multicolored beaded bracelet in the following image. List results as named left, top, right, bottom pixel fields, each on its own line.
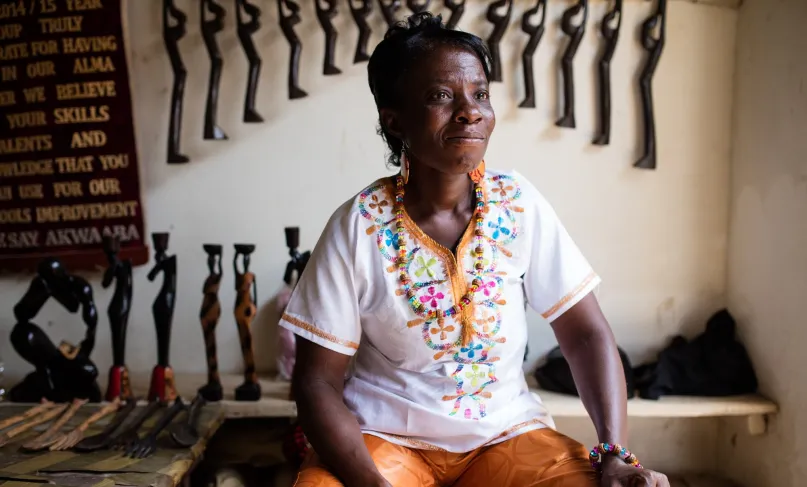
left=589, top=443, right=643, bottom=471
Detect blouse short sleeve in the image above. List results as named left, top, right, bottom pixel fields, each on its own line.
left=520, top=174, right=601, bottom=322
left=278, top=201, right=363, bottom=356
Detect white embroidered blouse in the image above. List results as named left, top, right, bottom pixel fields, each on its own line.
left=279, top=168, right=600, bottom=453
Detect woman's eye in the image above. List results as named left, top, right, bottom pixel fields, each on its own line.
left=476, top=91, right=490, bottom=100
left=431, top=91, right=450, bottom=100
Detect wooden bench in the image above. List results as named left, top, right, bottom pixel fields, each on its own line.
left=133, top=373, right=777, bottom=436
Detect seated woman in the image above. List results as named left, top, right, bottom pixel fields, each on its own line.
left=280, top=13, right=669, bottom=487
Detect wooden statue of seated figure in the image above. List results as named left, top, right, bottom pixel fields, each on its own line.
left=9, top=258, right=101, bottom=403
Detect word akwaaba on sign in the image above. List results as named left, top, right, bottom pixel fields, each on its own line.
left=0, top=0, right=147, bottom=272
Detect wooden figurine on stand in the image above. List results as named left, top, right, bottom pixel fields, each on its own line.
left=444, top=0, right=466, bottom=30
left=201, top=0, right=228, bottom=140
left=236, top=0, right=264, bottom=123
left=485, top=0, right=513, bottom=83
left=9, top=259, right=101, bottom=403
left=349, top=0, right=372, bottom=63
left=278, top=0, right=308, bottom=99
left=147, top=233, right=178, bottom=403
left=518, top=0, right=547, bottom=109
left=163, top=0, right=190, bottom=163
left=234, top=244, right=261, bottom=401
left=378, top=0, right=401, bottom=28
left=198, top=244, right=224, bottom=401
left=556, top=0, right=588, bottom=128
left=315, top=0, right=341, bottom=75
left=593, top=0, right=623, bottom=146
left=635, top=0, right=666, bottom=169
left=103, top=236, right=134, bottom=402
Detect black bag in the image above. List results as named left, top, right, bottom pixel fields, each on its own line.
left=634, top=309, right=758, bottom=400
left=534, top=346, right=636, bottom=399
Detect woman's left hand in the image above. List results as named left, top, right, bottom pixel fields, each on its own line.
left=600, top=456, right=670, bottom=487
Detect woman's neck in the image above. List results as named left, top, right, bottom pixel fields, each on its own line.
left=404, top=163, right=473, bottom=215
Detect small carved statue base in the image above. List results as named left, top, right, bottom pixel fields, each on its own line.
left=147, top=233, right=179, bottom=403
left=9, top=259, right=101, bottom=403
left=234, top=244, right=261, bottom=401
left=198, top=244, right=224, bottom=402
left=107, top=365, right=132, bottom=402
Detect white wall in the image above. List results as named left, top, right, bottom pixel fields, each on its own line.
left=717, top=0, right=807, bottom=485
left=0, top=0, right=737, bottom=404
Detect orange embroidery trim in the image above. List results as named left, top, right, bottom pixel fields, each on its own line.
left=281, top=313, right=360, bottom=350
left=540, top=271, right=598, bottom=320
left=381, top=433, right=448, bottom=451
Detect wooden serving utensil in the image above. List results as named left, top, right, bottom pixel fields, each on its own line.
left=0, top=401, right=55, bottom=431
left=73, top=399, right=137, bottom=452
left=50, top=398, right=121, bottom=451
left=20, top=399, right=87, bottom=451
left=0, top=403, right=69, bottom=448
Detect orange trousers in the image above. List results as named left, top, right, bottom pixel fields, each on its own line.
left=293, top=428, right=598, bottom=486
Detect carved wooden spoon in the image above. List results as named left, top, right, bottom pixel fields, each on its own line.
left=21, top=399, right=87, bottom=451
left=50, top=398, right=121, bottom=451
left=0, top=403, right=69, bottom=448
left=0, top=401, right=54, bottom=431
left=169, top=394, right=206, bottom=447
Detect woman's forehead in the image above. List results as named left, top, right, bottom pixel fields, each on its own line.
left=408, top=45, right=486, bottom=83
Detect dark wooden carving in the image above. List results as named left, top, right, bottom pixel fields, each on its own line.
left=278, top=0, right=308, bottom=99
left=349, top=0, right=373, bottom=63
left=9, top=259, right=101, bottom=403
left=201, top=0, right=228, bottom=139
left=444, top=0, right=466, bottom=29
left=406, top=0, right=431, bottom=14
left=593, top=0, right=623, bottom=145
left=485, top=0, right=513, bottom=83
left=635, top=0, right=667, bottom=169
left=103, top=236, right=134, bottom=402
left=147, top=233, right=178, bottom=403
left=518, top=0, right=547, bottom=108
left=198, top=244, right=224, bottom=402
left=234, top=244, right=261, bottom=401
left=556, top=0, right=588, bottom=128
left=315, top=0, right=341, bottom=75
left=163, top=0, right=190, bottom=163
left=236, top=0, right=264, bottom=122
left=378, top=0, right=401, bottom=27
left=284, top=227, right=312, bottom=285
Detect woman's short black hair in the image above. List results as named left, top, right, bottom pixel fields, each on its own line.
left=367, top=12, right=492, bottom=167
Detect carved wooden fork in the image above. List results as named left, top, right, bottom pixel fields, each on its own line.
left=0, top=402, right=64, bottom=447
left=21, top=399, right=87, bottom=451
left=50, top=398, right=121, bottom=451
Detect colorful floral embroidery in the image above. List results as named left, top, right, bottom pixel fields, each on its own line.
left=359, top=172, right=524, bottom=420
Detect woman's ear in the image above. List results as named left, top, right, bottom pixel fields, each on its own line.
left=380, top=108, right=404, bottom=141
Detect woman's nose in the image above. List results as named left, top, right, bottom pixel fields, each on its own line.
left=453, top=97, right=483, bottom=124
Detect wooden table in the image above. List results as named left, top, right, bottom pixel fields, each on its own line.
left=0, top=402, right=225, bottom=487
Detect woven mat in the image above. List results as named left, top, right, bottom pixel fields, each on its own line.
left=0, top=403, right=225, bottom=487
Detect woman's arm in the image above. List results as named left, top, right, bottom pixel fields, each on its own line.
left=293, top=338, right=390, bottom=487
left=550, top=292, right=627, bottom=445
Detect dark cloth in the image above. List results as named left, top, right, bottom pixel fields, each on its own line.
left=635, top=309, right=758, bottom=399
left=534, top=346, right=636, bottom=399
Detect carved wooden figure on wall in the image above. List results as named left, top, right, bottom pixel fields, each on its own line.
left=278, top=0, right=308, bottom=99
left=163, top=0, right=190, bottom=163
left=378, top=0, right=401, bottom=27
left=198, top=244, right=224, bottom=401
left=234, top=244, right=261, bottom=401
left=556, top=0, right=588, bottom=128
left=444, top=0, right=466, bottom=29
left=201, top=0, right=228, bottom=139
left=349, top=0, right=373, bottom=63
left=593, top=0, right=622, bottom=145
left=315, top=0, right=341, bottom=75
left=485, top=0, right=513, bottom=83
left=236, top=0, right=264, bottom=122
left=147, top=233, right=178, bottom=403
left=103, top=236, right=134, bottom=402
left=518, top=0, right=547, bottom=108
left=635, top=0, right=666, bottom=169
left=9, top=259, right=101, bottom=403
left=407, top=0, right=431, bottom=14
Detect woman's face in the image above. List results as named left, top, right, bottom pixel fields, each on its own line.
left=382, top=43, right=495, bottom=175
